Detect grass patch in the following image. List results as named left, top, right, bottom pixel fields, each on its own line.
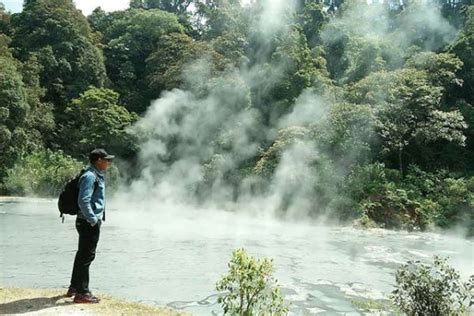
left=0, top=286, right=186, bottom=315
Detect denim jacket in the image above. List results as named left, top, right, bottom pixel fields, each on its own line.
left=77, top=165, right=105, bottom=226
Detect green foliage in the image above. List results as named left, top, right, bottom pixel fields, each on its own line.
left=0, top=2, right=10, bottom=35
left=321, top=2, right=405, bottom=83
left=447, top=7, right=474, bottom=177
left=216, top=248, right=288, bottom=316
left=10, top=0, right=107, bottom=112
left=402, top=167, right=474, bottom=233
left=323, top=102, right=376, bottom=162
left=137, top=0, right=193, bottom=14
left=0, top=34, right=53, bottom=184
left=449, top=6, right=474, bottom=104
left=195, top=0, right=248, bottom=40
left=211, top=31, right=249, bottom=66
left=297, top=2, right=328, bottom=48
left=0, top=55, right=29, bottom=128
left=251, top=25, right=332, bottom=122
left=91, top=8, right=183, bottom=113
left=322, top=24, right=350, bottom=81
left=146, top=32, right=226, bottom=97
left=406, top=52, right=463, bottom=90
left=435, top=177, right=474, bottom=232
left=392, top=256, right=473, bottom=315
left=348, top=164, right=474, bottom=231
left=347, top=163, right=426, bottom=230
left=270, top=26, right=326, bottom=104
left=63, top=87, right=139, bottom=158
left=4, top=149, right=83, bottom=196
left=348, top=68, right=467, bottom=173
left=21, top=55, right=55, bottom=138
left=342, top=37, right=387, bottom=84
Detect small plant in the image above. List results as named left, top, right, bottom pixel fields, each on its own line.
left=216, top=248, right=288, bottom=316
left=391, top=256, right=473, bottom=316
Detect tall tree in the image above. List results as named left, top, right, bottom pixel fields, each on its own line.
left=146, top=32, right=226, bottom=98
left=142, top=0, right=194, bottom=14
left=63, top=87, right=139, bottom=158
left=0, top=34, right=54, bottom=184
left=297, top=1, right=328, bottom=48
left=89, top=8, right=184, bottom=113
left=195, top=0, right=248, bottom=39
left=253, top=25, right=331, bottom=124
left=10, top=0, right=107, bottom=116
left=448, top=6, right=474, bottom=171
left=449, top=5, right=474, bottom=104
left=130, top=0, right=197, bottom=37
left=348, top=68, right=467, bottom=173
left=0, top=2, right=10, bottom=35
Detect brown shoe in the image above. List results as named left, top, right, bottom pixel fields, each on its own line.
left=65, top=287, right=76, bottom=298
left=74, top=293, right=100, bottom=304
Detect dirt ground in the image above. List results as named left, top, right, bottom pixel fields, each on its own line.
left=0, top=287, right=186, bottom=315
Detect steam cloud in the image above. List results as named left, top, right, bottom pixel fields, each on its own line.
left=112, top=0, right=459, bottom=221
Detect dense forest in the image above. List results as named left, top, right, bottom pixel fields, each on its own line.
left=0, top=0, right=473, bottom=233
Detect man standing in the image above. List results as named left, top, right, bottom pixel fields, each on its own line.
left=67, top=148, right=114, bottom=303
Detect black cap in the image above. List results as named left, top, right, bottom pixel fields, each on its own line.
left=89, top=148, right=115, bottom=162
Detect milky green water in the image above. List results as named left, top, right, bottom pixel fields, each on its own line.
left=1, top=199, right=472, bottom=315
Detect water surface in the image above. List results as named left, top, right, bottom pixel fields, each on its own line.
left=1, top=198, right=472, bottom=315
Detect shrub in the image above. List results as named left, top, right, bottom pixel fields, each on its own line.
left=347, top=163, right=425, bottom=229
left=216, top=248, right=288, bottom=316
left=346, top=164, right=474, bottom=231
left=392, top=256, right=473, bottom=316
left=436, top=177, right=474, bottom=232
left=346, top=162, right=400, bottom=204
left=4, top=149, right=83, bottom=196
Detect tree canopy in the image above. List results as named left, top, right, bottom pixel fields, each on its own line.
left=10, top=0, right=107, bottom=115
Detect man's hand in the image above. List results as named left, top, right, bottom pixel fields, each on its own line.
left=90, top=219, right=102, bottom=227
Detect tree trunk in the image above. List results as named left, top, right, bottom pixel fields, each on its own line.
left=398, top=147, right=403, bottom=175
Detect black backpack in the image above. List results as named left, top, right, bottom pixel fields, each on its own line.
left=58, top=169, right=98, bottom=222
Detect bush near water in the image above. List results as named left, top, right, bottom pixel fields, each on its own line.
left=216, top=249, right=288, bottom=316
left=392, top=256, right=473, bottom=315
left=216, top=250, right=473, bottom=315
left=0, top=1, right=473, bottom=232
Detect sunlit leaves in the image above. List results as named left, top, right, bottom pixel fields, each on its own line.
left=4, top=149, right=82, bottom=196
left=64, top=87, right=139, bottom=157
left=216, top=248, right=288, bottom=315
left=11, top=0, right=107, bottom=110
left=91, top=8, right=183, bottom=112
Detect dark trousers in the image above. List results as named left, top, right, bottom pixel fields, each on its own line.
left=70, top=218, right=100, bottom=294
